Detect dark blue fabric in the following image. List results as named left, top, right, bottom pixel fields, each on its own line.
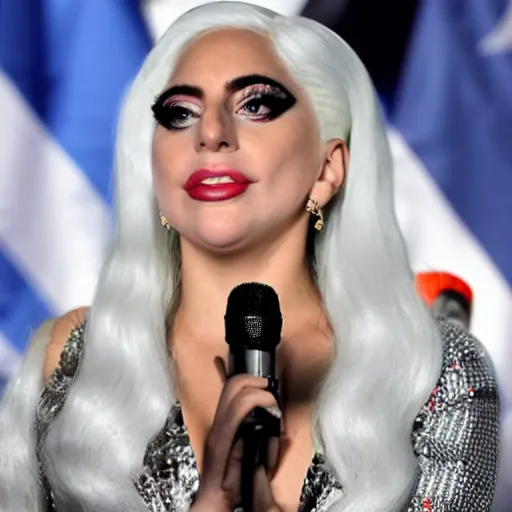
left=392, top=0, right=512, bottom=285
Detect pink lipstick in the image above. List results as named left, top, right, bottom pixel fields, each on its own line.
left=184, top=169, right=252, bottom=201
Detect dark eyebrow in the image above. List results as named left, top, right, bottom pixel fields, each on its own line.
left=158, top=85, right=203, bottom=101
left=157, top=74, right=292, bottom=103
left=226, top=74, right=292, bottom=94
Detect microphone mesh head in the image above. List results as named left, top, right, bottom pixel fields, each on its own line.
left=224, top=283, right=282, bottom=351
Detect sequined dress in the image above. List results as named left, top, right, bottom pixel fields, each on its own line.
left=35, top=319, right=500, bottom=511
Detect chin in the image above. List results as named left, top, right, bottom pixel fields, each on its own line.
left=186, top=222, right=253, bottom=254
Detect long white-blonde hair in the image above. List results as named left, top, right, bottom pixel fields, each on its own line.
left=0, top=2, right=442, bottom=511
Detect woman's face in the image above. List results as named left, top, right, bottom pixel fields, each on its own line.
left=152, top=28, right=340, bottom=254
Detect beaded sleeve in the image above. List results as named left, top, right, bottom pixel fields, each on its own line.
left=406, top=320, right=500, bottom=511
left=36, top=322, right=86, bottom=511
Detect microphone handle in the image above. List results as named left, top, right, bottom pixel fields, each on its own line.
left=237, top=406, right=281, bottom=512
left=230, top=347, right=280, bottom=512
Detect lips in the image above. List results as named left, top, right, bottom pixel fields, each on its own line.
left=184, top=169, right=252, bottom=202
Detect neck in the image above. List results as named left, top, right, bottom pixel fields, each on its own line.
left=172, top=227, right=322, bottom=346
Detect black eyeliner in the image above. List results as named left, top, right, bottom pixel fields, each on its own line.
left=151, top=74, right=297, bottom=128
left=227, top=74, right=295, bottom=98
left=152, top=85, right=202, bottom=121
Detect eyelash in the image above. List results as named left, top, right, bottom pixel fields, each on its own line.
left=235, top=84, right=290, bottom=121
left=151, top=84, right=295, bottom=131
left=151, top=97, right=201, bottom=131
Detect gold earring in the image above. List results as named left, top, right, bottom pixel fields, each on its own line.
left=306, top=197, right=324, bottom=232
left=160, top=211, right=171, bottom=231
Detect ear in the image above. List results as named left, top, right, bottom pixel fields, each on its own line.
left=309, top=138, right=349, bottom=207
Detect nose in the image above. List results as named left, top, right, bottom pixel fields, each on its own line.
left=195, top=105, right=238, bottom=153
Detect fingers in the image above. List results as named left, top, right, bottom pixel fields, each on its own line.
left=267, top=436, right=280, bottom=480
left=199, top=370, right=283, bottom=511
left=253, top=465, right=281, bottom=512
left=221, top=437, right=243, bottom=501
left=205, top=388, right=278, bottom=480
left=223, top=439, right=281, bottom=512
left=202, top=375, right=277, bottom=489
left=215, top=374, right=269, bottom=420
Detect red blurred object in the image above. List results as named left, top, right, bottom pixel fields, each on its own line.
left=415, top=272, right=473, bottom=307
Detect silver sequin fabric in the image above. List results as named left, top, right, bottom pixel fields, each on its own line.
left=134, top=404, right=343, bottom=512
left=406, top=320, right=500, bottom=512
left=35, top=318, right=499, bottom=511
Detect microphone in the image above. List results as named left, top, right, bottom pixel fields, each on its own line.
left=224, top=282, right=283, bottom=512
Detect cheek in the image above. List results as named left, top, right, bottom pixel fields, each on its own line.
left=262, top=123, right=321, bottom=190
left=152, top=130, right=192, bottom=193
left=292, top=113, right=322, bottom=170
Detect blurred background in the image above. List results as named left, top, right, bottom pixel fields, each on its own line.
left=0, top=0, right=511, bottom=508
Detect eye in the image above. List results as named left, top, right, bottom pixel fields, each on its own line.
left=240, top=97, right=272, bottom=117
left=235, top=84, right=296, bottom=123
left=151, top=96, right=202, bottom=131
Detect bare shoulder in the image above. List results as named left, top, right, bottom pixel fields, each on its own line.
left=43, top=307, right=89, bottom=384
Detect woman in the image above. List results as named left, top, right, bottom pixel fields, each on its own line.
left=0, top=2, right=500, bottom=511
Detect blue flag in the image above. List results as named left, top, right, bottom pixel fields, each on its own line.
left=0, top=0, right=151, bottom=373
left=390, top=1, right=512, bottom=509
left=392, top=0, right=512, bottom=286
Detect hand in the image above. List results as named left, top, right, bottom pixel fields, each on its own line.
left=192, top=467, right=283, bottom=512
left=191, top=358, right=283, bottom=512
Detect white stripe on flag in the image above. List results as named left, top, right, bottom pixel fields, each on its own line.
left=0, top=331, right=21, bottom=378
left=0, top=72, right=111, bottom=314
left=479, top=1, right=512, bottom=54
left=142, top=0, right=311, bottom=41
